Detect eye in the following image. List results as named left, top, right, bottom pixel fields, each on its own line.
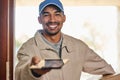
left=55, top=12, right=61, bottom=16
left=43, top=13, right=49, bottom=16
left=42, top=12, right=49, bottom=17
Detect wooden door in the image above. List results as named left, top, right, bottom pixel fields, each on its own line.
left=0, top=0, right=14, bottom=80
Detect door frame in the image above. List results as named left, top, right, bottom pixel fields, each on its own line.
left=0, top=0, right=14, bottom=80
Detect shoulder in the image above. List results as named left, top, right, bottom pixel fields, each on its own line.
left=20, top=30, right=41, bottom=48
left=18, top=37, right=37, bottom=53
left=22, top=37, right=36, bottom=47
left=63, top=34, right=87, bottom=46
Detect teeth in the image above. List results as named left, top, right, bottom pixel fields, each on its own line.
left=50, top=25, right=56, bottom=28
left=49, top=25, right=57, bottom=29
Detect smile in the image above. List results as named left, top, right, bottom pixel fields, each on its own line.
left=49, top=25, right=57, bottom=29
left=47, top=22, right=59, bottom=29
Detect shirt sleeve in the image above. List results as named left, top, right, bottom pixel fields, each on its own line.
left=82, top=47, right=115, bottom=75
left=15, top=42, right=44, bottom=80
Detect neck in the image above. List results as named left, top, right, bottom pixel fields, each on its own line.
left=42, top=32, right=62, bottom=43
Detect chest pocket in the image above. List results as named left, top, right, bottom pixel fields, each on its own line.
left=38, top=48, right=60, bottom=60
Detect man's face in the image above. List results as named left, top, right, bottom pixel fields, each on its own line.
left=38, top=5, right=66, bottom=36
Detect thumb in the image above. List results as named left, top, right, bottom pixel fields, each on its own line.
left=31, top=56, right=40, bottom=65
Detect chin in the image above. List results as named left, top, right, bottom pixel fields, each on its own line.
left=47, top=31, right=60, bottom=36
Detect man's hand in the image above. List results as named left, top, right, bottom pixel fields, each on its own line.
left=31, top=56, right=51, bottom=76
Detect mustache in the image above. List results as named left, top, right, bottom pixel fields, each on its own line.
left=46, top=22, right=59, bottom=25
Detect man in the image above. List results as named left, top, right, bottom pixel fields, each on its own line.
left=15, top=0, right=115, bottom=80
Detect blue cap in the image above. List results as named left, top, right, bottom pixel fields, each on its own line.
left=39, top=0, right=64, bottom=14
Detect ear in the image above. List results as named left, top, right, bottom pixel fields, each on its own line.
left=63, top=15, right=66, bottom=23
left=38, top=16, right=42, bottom=24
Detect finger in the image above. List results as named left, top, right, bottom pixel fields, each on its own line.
left=32, top=56, right=40, bottom=65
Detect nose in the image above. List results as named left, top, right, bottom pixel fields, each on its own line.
left=49, top=15, right=56, bottom=22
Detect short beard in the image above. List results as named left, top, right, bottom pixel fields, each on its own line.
left=45, top=29, right=60, bottom=36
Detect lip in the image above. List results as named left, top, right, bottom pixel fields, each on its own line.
left=48, top=25, right=57, bottom=29
left=46, top=22, right=59, bottom=29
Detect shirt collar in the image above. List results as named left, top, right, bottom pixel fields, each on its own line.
left=34, top=30, right=72, bottom=53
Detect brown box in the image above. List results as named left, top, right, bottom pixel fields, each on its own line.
left=101, top=74, right=120, bottom=80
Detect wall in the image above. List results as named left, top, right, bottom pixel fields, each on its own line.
left=16, top=0, right=120, bottom=6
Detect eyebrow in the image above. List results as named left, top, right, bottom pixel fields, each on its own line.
left=41, top=11, right=48, bottom=14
